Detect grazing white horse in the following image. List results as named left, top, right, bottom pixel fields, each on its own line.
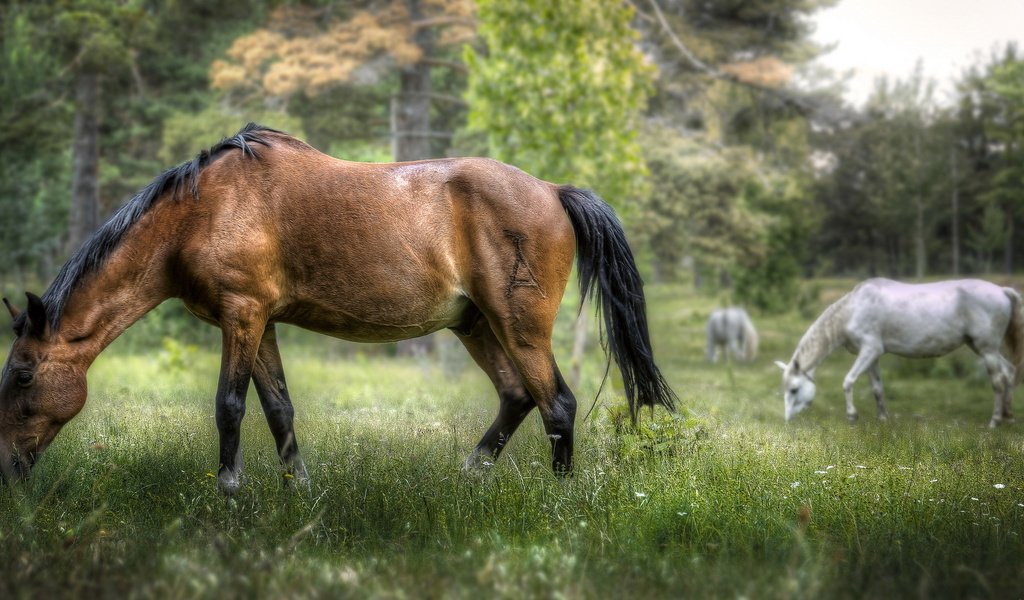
left=775, top=279, right=1024, bottom=427
left=706, top=307, right=758, bottom=363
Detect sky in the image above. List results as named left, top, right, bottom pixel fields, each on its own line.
left=810, top=0, right=1024, bottom=106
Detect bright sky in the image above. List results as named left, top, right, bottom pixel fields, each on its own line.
left=810, top=0, right=1024, bottom=106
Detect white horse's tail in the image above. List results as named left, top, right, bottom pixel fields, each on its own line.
left=1003, top=287, right=1024, bottom=386
left=742, top=314, right=759, bottom=361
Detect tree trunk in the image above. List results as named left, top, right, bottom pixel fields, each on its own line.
left=392, top=0, right=434, bottom=163
left=569, top=299, right=589, bottom=389
left=951, top=147, right=960, bottom=275
left=68, top=73, right=100, bottom=254
left=1005, top=205, right=1014, bottom=275
left=395, top=0, right=437, bottom=357
left=914, top=199, right=926, bottom=279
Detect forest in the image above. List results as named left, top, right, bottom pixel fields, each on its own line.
left=3, top=0, right=1022, bottom=310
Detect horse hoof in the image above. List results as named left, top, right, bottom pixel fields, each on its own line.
left=989, top=419, right=1001, bottom=429
left=461, top=452, right=495, bottom=476
left=217, top=471, right=241, bottom=496
left=283, top=458, right=310, bottom=488
left=283, top=471, right=311, bottom=489
left=847, top=413, right=859, bottom=423
left=878, top=414, right=889, bottom=422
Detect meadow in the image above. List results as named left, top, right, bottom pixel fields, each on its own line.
left=2, top=280, right=1024, bottom=598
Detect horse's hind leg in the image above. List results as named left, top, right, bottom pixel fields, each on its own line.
left=981, top=351, right=1014, bottom=427
left=486, top=321, right=576, bottom=475
left=1001, top=356, right=1015, bottom=422
left=453, top=315, right=536, bottom=470
left=252, top=323, right=308, bottom=484
left=867, top=360, right=889, bottom=421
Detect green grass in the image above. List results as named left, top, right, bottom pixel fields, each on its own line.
left=3, top=281, right=1024, bottom=598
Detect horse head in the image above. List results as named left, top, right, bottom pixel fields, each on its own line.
left=775, top=359, right=816, bottom=422
left=0, top=293, right=87, bottom=482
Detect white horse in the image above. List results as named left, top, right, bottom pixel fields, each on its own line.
left=706, top=307, right=759, bottom=363
left=775, top=279, right=1024, bottom=427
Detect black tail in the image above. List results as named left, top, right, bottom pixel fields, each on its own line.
left=558, top=186, right=677, bottom=420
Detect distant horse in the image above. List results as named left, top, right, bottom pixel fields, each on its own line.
left=705, top=307, right=758, bottom=363
left=775, top=278, right=1024, bottom=426
left=0, top=124, right=675, bottom=493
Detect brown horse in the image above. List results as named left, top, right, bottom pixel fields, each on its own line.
left=1, top=124, right=674, bottom=494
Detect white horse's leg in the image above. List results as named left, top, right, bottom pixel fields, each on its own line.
left=1001, top=357, right=1015, bottom=422
left=981, top=352, right=1012, bottom=428
left=727, top=337, right=742, bottom=362
left=867, top=360, right=889, bottom=421
left=844, top=348, right=882, bottom=422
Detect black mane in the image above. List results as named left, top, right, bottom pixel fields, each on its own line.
left=41, top=122, right=282, bottom=330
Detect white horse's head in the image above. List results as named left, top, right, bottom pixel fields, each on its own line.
left=775, top=360, right=816, bottom=422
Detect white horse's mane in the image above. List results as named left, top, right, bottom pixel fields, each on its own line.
left=792, top=292, right=853, bottom=371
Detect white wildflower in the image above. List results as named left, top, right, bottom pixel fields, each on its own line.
left=791, top=481, right=801, bottom=488
left=994, top=484, right=1006, bottom=489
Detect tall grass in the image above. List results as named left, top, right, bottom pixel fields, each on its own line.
left=2, top=282, right=1024, bottom=598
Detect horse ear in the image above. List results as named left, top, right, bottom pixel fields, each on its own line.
left=24, top=292, right=49, bottom=338
left=774, top=360, right=788, bottom=371
left=3, top=297, right=20, bottom=320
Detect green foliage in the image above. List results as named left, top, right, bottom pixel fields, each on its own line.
left=160, top=107, right=306, bottom=165
left=465, top=0, right=654, bottom=203
left=605, top=401, right=707, bottom=460
left=0, top=6, right=73, bottom=278
left=49, top=0, right=152, bottom=74
left=157, top=336, right=200, bottom=374
left=637, top=127, right=811, bottom=309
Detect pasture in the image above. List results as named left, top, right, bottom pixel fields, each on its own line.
left=2, top=280, right=1024, bottom=598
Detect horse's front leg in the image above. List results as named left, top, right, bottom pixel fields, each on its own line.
left=215, top=306, right=265, bottom=496
left=252, top=323, right=308, bottom=486
left=705, top=335, right=717, bottom=363
left=844, top=348, right=882, bottom=422
left=867, top=360, right=889, bottom=421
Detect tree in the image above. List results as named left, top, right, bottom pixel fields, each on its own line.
left=629, top=0, right=837, bottom=299
left=465, top=0, right=654, bottom=386
left=465, top=0, right=653, bottom=201
left=39, top=1, right=154, bottom=253
left=0, top=5, right=72, bottom=283
left=980, top=54, right=1024, bottom=273
left=813, top=67, right=950, bottom=278
left=210, top=1, right=475, bottom=160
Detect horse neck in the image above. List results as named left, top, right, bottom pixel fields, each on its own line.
left=793, top=295, right=851, bottom=373
left=55, top=207, right=180, bottom=367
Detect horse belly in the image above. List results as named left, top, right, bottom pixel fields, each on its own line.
left=280, top=290, right=471, bottom=343
left=883, top=328, right=965, bottom=358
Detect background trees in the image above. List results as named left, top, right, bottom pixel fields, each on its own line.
left=2, top=2, right=1023, bottom=319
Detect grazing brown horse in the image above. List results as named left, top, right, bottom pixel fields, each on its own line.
left=1, top=124, right=675, bottom=494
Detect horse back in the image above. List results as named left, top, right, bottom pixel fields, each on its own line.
left=848, top=279, right=1013, bottom=355
left=174, top=142, right=574, bottom=341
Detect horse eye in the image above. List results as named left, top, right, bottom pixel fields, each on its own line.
left=15, top=371, right=34, bottom=387
left=790, top=387, right=798, bottom=394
